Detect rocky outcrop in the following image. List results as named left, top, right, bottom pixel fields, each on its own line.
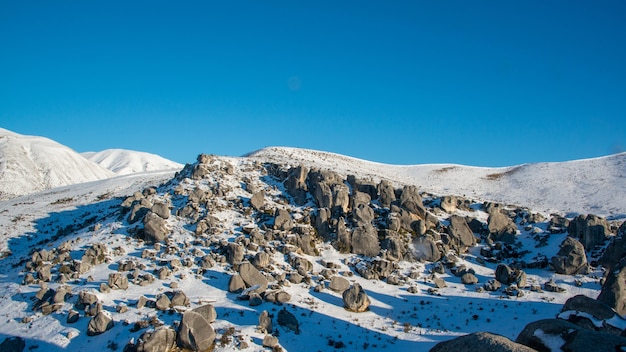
left=250, top=190, right=265, bottom=211
left=551, top=237, right=589, bottom=275
left=568, top=214, right=610, bottom=250
left=238, top=262, right=269, bottom=294
left=599, top=221, right=626, bottom=271
left=377, top=180, right=396, bottom=208
left=413, top=235, right=441, bottom=262
left=400, top=185, right=426, bottom=217
left=285, top=166, right=308, bottom=205
left=430, top=332, right=536, bottom=352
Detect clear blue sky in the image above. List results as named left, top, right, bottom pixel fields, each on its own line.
left=1, top=1, right=625, bottom=166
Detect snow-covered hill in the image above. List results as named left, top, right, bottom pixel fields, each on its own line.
left=0, top=144, right=624, bottom=352
left=0, top=128, right=115, bottom=200
left=248, top=147, right=626, bottom=219
left=82, top=149, right=183, bottom=175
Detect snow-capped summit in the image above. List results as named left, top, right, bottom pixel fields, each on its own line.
left=82, top=149, right=183, bottom=175
left=0, top=128, right=115, bottom=200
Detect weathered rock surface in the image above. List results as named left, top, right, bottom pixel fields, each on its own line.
left=143, top=211, right=169, bottom=243
left=177, top=310, right=215, bottom=351
left=239, top=262, right=268, bottom=293
left=568, top=214, right=610, bottom=250
left=87, top=311, right=114, bottom=336
left=351, top=223, right=380, bottom=257
left=192, top=304, right=217, bottom=323
left=277, top=308, right=299, bottom=333
left=342, top=283, right=370, bottom=312
left=487, top=210, right=517, bottom=243
left=329, top=276, right=350, bottom=292
left=137, top=326, right=177, bottom=352
left=258, top=310, right=272, bottom=333
left=430, top=332, right=536, bottom=352
left=516, top=318, right=626, bottom=352
left=447, top=215, right=476, bottom=253
left=413, top=235, right=441, bottom=262
left=250, top=190, right=265, bottom=211
left=551, top=237, right=589, bottom=275
left=598, top=257, right=626, bottom=317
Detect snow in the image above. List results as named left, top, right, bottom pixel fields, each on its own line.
left=82, top=149, right=183, bottom=175
left=248, top=147, right=626, bottom=219
left=0, top=143, right=622, bottom=351
left=532, top=328, right=566, bottom=351
left=0, top=128, right=115, bottom=200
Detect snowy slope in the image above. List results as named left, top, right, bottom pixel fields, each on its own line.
left=82, top=149, right=183, bottom=175
left=0, top=149, right=623, bottom=351
left=0, top=128, right=115, bottom=200
left=247, top=147, right=626, bottom=219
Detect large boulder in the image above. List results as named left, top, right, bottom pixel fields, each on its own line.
left=151, top=202, right=170, bottom=220
left=342, top=283, right=370, bottom=312
left=258, top=310, right=272, bottom=333
left=273, top=209, right=293, bottom=231
left=277, top=308, right=300, bottom=333
left=238, top=262, right=268, bottom=294
left=599, top=221, right=626, bottom=271
left=377, top=180, right=396, bottom=208
left=400, top=185, right=426, bottom=217
left=487, top=210, right=517, bottom=243
left=177, top=310, right=215, bottom=351
left=413, top=235, right=441, bottom=262
left=598, top=257, right=626, bottom=317
left=516, top=318, right=626, bottom=351
left=551, top=237, right=589, bottom=275
left=329, top=276, right=350, bottom=293
left=249, top=190, right=265, bottom=211
left=430, top=332, right=536, bottom=352
left=447, top=215, right=476, bottom=253
left=568, top=214, right=610, bottom=250
left=193, top=304, right=217, bottom=323
left=108, top=272, right=129, bottom=290
left=351, top=223, right=380, bottom=257
left=285, top=166, right=308, bottom=206
left=225, top=242, right=244, bottom=265
left=137, top=326, right=177, bottom=352
left=495, top=264, right=527, bottom=287
left=87, top=311, right=114, bottom=336
left=143, top=211, right=169, bottom=243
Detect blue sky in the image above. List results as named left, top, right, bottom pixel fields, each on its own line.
left=1, top=1, right=625, bottom=166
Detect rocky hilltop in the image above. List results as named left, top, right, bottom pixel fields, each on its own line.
left=0, top=151, right=625, bottom=351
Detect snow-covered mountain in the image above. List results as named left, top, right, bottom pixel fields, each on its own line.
left=82, top=149, right=183, bottom=175
left=248, top=147, right=626, bottom=219
left=1, top=143, right=625, bottom=352
left=0, top=128, right=115, bottom=200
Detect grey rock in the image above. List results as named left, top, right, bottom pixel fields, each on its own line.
left=377, top=180, right=396, bottom=208
left=277, top=308, right=300, bottom=333
left=143, top=211, right=169, bottom=243
left=413, top=235, right=441, bottom=262
left=250, top=190, right=265, bottom=211
left=433, top=277, right=447, bottom=289
left=262, top=334, right=279, bottom=348
left=381, top=236, right=405, bottom=262
left=562, top=294, right=617, bottom=326
left=400, top=185, right=426, bottom=217
left=128, top=203, right=150, bottom=224
left=484, top=279, right=501, bottom=291
left=351, top=223, right=380, bottom=257
left=137, top=326, right=177, bottom=352
left=239, top=262, right=268, bottom=294
left=516, top=318, right=626, bottom=352
left=151, top=202, right=170, bottom=220
left=170, top=291, right=189, bottom=307
left=108, top=272, right=129, bottom=290
left=568, top=214, right=610, bottom=250
left=461, top=273, right=479, bottom=285
left=225, top=242, right=244, bottom=265
left=285, top=166, right=309, bottom=206
left=67, top=310, right=79, bottom=324
left=155, top=294, right=171, bottom=310
left=431, top=332, right=536, bottom=352
left=598, top=257, right=626, bottom=317
left=252, top=251, right=271, bottom=269
left=487, top=210, right=518, bottom=243
left=329, top=276, right=350, bottom=292
left=177, top=310, right=215, bottom=351
left=440, top=196, right=458, bottom=214
left=352, top=203, right=375, bottom=225
left=249, top=293, right=263, bottom=306
left=274, top=208, right=293, bottom=231
left=193, top=304, right=217, bottom=323
left=551, top=237, right=589, bottom=275
left=258, top=310, right=273, bottom=333
left=447, top=215, right=476, bottom=253
left=342, top=283, right=370, bottom=312
left=87, top=311, right=114, bottom=336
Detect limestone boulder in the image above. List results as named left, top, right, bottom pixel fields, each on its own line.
left=87, top=311, right=114, bottom=336
left=342, top=283, right=370, bottom=312
left=430, top=332, right=535, bottom=352
left=137, top=326, right=177, bottom=352
left=351, top=223, right=380, bottom=257
left=177, top=310, right=215, bottom=352
left=551, top=237, right=589, bottom=275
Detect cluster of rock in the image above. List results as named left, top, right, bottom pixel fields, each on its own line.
left=9, top=152, right=626, bottom=352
